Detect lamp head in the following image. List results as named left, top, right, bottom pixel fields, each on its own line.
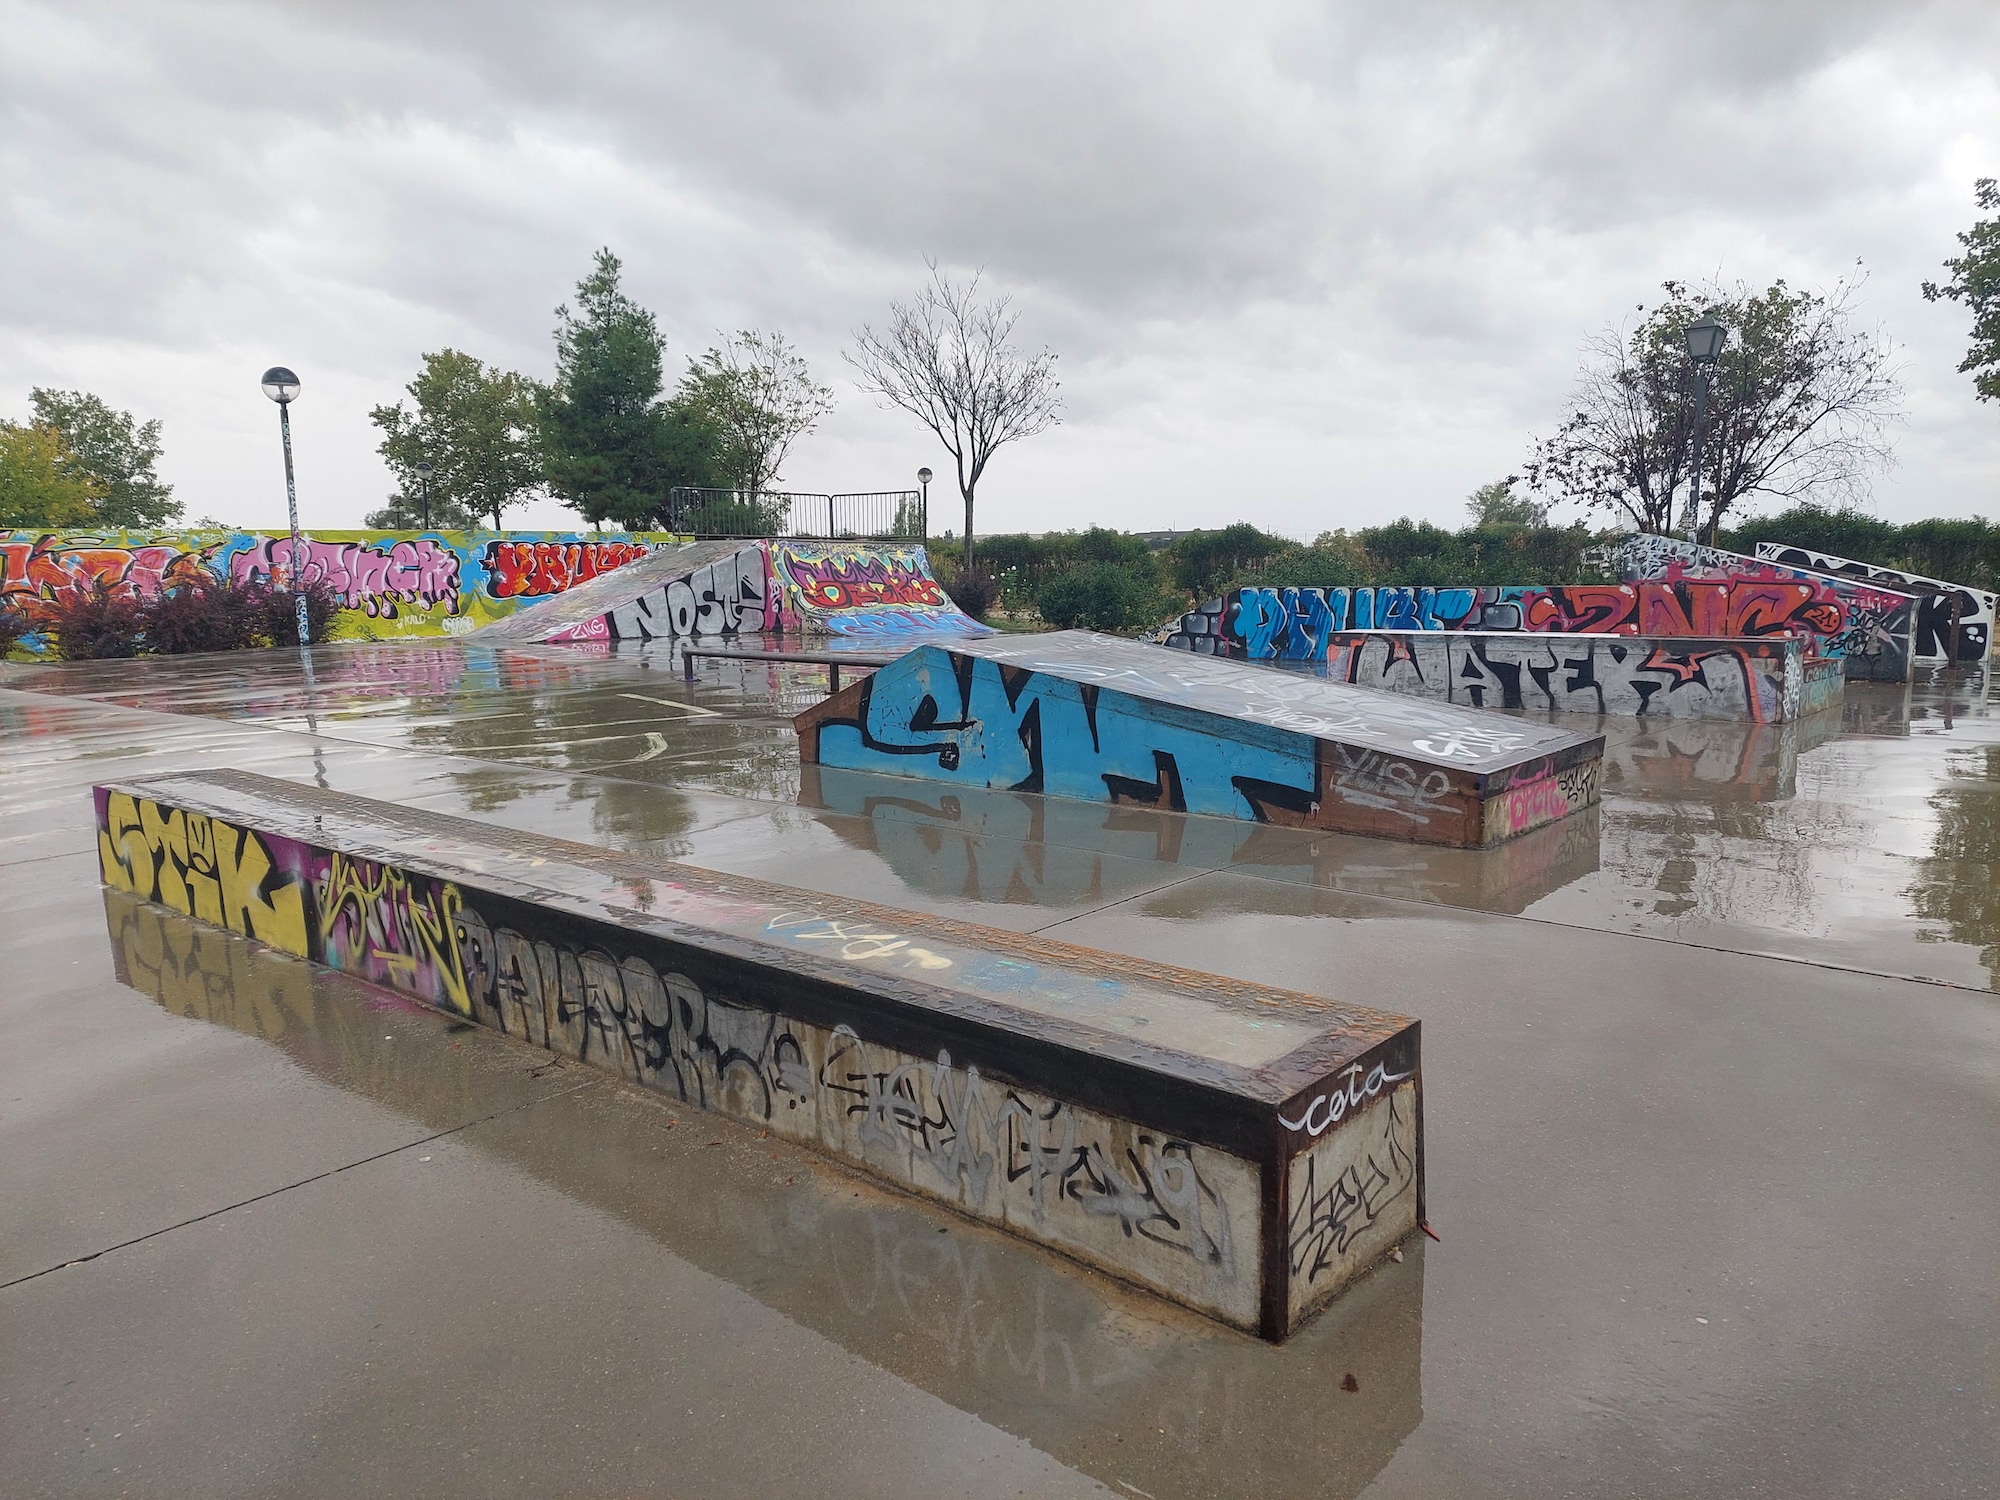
left=260, top=366, right=301, bottom=404
left=917, top=467, right=933, bottom=485
left=1684, top=317, right=1726, bottom=364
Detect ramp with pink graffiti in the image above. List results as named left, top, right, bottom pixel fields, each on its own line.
left=465, top=540, right=777, bottom=645
left=466, top=538, right=989, bottom=645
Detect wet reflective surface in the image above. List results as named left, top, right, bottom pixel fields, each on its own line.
left=4, top=640, right=1997, bottom=1497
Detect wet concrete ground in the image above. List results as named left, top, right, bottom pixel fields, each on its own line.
left=2, top=638, right=1995, bottom=1497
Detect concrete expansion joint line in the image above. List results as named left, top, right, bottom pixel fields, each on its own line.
left=1023, top=866, right=1216, bottom=937
left=0, top=1080, right=595, bottom=1294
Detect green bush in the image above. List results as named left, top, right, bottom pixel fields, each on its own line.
left=1034, top=562, right=1165, bottom=632
left=1719, top=504, right=2000, bottom=589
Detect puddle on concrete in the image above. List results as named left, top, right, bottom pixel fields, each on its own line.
left=9, top=647, right=2000, bottom=989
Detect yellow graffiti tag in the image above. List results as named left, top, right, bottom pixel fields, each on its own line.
left=97, top=793, right=308, bottom=957
left=318, top=852, right=472, bottom=1015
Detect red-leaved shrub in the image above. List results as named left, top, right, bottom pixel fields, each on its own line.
left=247, top=578, right=342, bottom=646
left=142, top=575, right=266, bottom=655
left=0, top=604, right=29, bottom=659
left=48, top=582, right=149, bottom=660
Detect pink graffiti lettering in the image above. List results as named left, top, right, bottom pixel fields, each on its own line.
left=229, top=537, right=462, bottom=618
left=782, top=549, right=946, bottom=611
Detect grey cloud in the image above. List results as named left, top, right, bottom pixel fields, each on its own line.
left=1, top=0, right=1995, bottom=535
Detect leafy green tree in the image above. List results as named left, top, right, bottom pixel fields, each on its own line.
left=539, top=249, right=719, bottom=529
left=1035, top=561, right=1166, bottom=632
left=0, top=420, right=102, bottom=528
left=28, top=389, right=178, bottom=527
left=1165, top=523, right=1295, bottom=598
left=368, top=349, right=543, bottom=531
left=1922, top=178, right=2000, bottom=403
left=679, top=330, right=834, bottom=498
left=1464, top=476, right=1545, bottom=528
left=1527, top=277, right=1904, bottom=539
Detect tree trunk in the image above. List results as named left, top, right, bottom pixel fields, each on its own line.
left=963, top=488, right=976, bottom=571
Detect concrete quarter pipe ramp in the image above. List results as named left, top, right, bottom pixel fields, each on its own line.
left=794, top=631, right=1603, bottom=847
left=1753, top=541, right=1995, bottom=665
left=466, top=539, right=990, bottom=646
left=94, top=770, right=1422, bottom=1339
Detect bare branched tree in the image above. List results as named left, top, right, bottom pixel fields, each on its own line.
left=680, top=329, right=835, bottom=499
left=1525, top=276, right=1905, bottom=539
left=845, top=261, right=1061, bottom=565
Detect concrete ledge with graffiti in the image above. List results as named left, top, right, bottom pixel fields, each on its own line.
left=1, top=526, right=683, bottom=655
left=1618, top=534, right=1918, bottom=683
left=100, top=883, right=1428, bottom=1500
left=92, top=768, right=1423, bottom=1339
left=796, top=630, right=1603, bottom=847
left=1752, top=541, right=1994, bottom=665
left=1325, top=631, right=1840, bottom=723
left=469, top=537, right=989, bottom=646
left=1157, top=571, right=1901, bottom=679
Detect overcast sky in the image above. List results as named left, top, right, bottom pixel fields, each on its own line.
left=4, top=0, right=1996, bottom=539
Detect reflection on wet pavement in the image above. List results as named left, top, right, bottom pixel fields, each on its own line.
left=9, top=643, right=2000, bottom=989
left=5, top=642, right=1998, bottom=1498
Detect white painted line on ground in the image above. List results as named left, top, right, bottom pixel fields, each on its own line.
left=619, top=692, right=720, bottom=718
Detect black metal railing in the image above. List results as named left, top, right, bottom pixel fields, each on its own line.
left=663, top=488, right=926, bottom=540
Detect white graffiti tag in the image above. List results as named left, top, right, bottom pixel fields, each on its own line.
left=1279, top=1058, right=1415, bottom=1138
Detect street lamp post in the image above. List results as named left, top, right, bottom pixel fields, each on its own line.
left=260, top=366, right=310, bottom=647
left=916, top=466, right=932, bottom=537
left=1680, top=316, right=1727, bottom=544
left=416, top=461, right=434, bottom=532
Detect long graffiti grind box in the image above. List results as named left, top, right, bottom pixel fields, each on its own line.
left=94, top=770, right=1423, bottom=1340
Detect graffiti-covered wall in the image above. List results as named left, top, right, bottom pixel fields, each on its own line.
left=1158, top=568, right=1903, bottom=678
left=1617, top=536, right=1917, bottom=682
left=1, top=527, right=680, bottom=654
left=1325, top=632, right=1825, bottom=722
left=1752, top=542, right=1993, bottom=664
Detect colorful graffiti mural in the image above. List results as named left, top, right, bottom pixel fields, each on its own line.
left=2, top=527, right=679, bottom=655
left=1618, top=535, right=1917, bottom=682
left=471, top=538, right=989, bottom=645
left=1157, top=569, right=1898, bottom=677
left=771, top=541, right=987, bottom=637
left=795, top=631, right=1602, bottom=847
left=1325, top=632, right=1831, bottom=723
left=1752, top=542, right=1993, bottom=665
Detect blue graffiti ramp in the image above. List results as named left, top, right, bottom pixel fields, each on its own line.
left=794, top=631, right=1604, bottom=847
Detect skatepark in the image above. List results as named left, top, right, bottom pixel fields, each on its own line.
left=3, top=535, right=1997, bottom=1496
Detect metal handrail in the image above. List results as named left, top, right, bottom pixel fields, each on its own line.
left=680, top=645, right=897, bottom=695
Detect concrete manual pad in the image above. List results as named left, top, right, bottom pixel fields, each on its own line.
left=90, top=768, right=1424, bottom=1338
left=795, top=630, right=1603, bottom=846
